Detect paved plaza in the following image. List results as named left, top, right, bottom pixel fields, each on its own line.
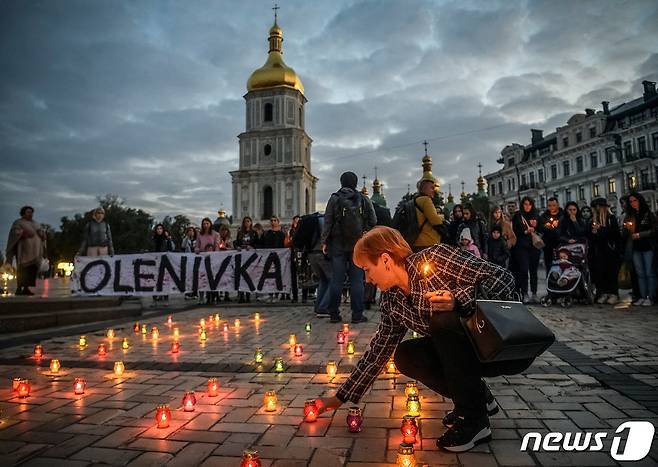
left=1, top=299, right=657, bottom=466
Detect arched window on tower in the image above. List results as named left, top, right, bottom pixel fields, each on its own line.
left=264, top=103, right=273, bottom=122
left=263, top=186, right=273, bottom=220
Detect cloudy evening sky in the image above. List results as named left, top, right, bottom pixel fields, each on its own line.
left=1, top=0, right=657, bottom=250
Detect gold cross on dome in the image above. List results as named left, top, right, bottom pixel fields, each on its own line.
left=272, top=3, right=279, bottom=21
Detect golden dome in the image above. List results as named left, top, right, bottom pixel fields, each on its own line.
left=247, top=21, right=304, bottom=95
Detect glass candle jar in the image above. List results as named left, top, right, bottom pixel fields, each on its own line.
left=263, top=391, right=277, bottom=412
left=254, top=348, right=264, bottom=364
left=155, top=404, right=171, bottom=428
left=207, top=378, right=219, bottom=397
left=404, top=382, right=419, bottom=398
left=74, top=377, right=86, bottom=395
left=113, top=361, right=125, bottom=377
left=406, top=394, right=421, bottom=417
left=400, top=415, right=418, bottom=444
left=294, top=344, right=303, bottom=357
left=337, top=331, right=345, bottom=344
left=122, top=338, right=129, bottom=350
left=241, top=450, right=261, bottom=467
left=50, top=359, right=61, bottom=373
left=304, top=399, right=318, bottom=422
left=396, top=443, right=416, bottom=467
left=346, top=341, right=355, bottom=355
left=33, top=344, right=43, bottom=359
left=97, top=343, right=107, bottom=356
left=274, top=357, right=284, bottom=373
left=346, top=407, right=363, bottom=433
left=182, top=391, right=196, bottom=412
left=326, top=361, right=337, bottom=377
left=17, top=379, right=30, bottom=398
left=171, top=341, right=180, bottom=353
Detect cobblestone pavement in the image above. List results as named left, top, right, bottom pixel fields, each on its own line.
left=0, top=299, right=657, bottom=466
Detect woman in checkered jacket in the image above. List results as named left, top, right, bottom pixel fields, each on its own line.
left=316, top=226, right=534, bottom=453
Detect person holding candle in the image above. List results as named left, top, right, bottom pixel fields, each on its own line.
left=236, top=216, right=256, bottom=303
left=622, top=193, right=657, bottom=306
left=558, top=202, right=587, bottom=245
left=511, top=196, right=541, bottom=304
left=539, top=197, right=564, bottom=278
left=588, top=198, right=622, bottom=304
left=196, top=217, right=221, bottom=304
left=316, top=226, right=534, bottom=452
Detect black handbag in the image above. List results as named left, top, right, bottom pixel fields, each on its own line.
left=461, top=286, right=555, bottom=362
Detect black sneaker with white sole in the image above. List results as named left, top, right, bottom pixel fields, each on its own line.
left=436, top=416, right=491, bottom=452
left=442, top=385, right=499, bottom=427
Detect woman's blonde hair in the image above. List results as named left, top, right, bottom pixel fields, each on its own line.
left=353, top=226, right=413, bottom=268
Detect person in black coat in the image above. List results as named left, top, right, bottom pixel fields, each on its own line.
left=588, top=198, right=622, bottom=304
left=538, top=197, right=563, bottom=277
left=447, top=204, right=463, bottom=246
left=487, top=225, right=510, bottom=268
left=511, top=196, right=541, bottom=303
left=559, top=202, right=587, bottom=244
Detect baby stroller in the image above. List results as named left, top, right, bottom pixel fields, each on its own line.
left=540, top=242, right=594, bottom=308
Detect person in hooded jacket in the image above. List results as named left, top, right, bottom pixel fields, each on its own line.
left=487, top=225, right=510, bottom=268
left=511, top=196, right=541, bottom=303
left=321, top=171, right=377, bottom=324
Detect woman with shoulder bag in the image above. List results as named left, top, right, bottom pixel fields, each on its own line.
left=511, top=196, right=541, bottom=304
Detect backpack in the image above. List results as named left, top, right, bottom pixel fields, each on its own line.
left=392, top=197, right=426, bottom=245
left=333, top=191, right=365, bottom=248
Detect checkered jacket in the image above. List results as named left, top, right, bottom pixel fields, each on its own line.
left=336, top=244, right=516, bottom=403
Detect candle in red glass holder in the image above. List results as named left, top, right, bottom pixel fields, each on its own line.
left=241, top=450, right=261, bottom=467
left=207, top=378, right=219, bottom=397
left=12, top=377, right=21, bottom=391
left=133, top=322, right=140, bottom=333
left=73, top=377, right=86, bottom=395
left=33, top=344, right=43, bottom=359
left=342, top=323, right=349, bottom=334
left=400, top=415, right=418, bottom=444
left=182, top=391, right=196, bottom=412
left=156, top=404, right=171, bottom=428
left=294, top=343, right=303, bottom=357
left=16, top=379, right=30, bottom=398
left=346, top=407, right=363, bottom=433
left=97, top=343, right=107, bottom=356
left=337, top=331, right=345, bottom=344
left=171, top=341, right=180, bottom=353
left=304, top=399, right=318, bottom=422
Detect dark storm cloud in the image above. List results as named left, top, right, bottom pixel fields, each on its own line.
left=1, top=0, right=658, bottom=250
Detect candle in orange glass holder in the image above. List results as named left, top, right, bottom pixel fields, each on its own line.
left=200, top=329, right=207, bottom=341
left=33, top=344, right=43, bottom=359
left=12, top=377, right=21, bottom=391
left=342, top=323, right=349, bottom=334
left=386, top=357, right=397, bottom=374
left=263, top=391, right=277, bottom=412
left=337, top=331, right=345, bottom=344
left=151, top=326, right=159, bottom=339
left=207, top=378, right=219, bottom=397
left=122, top=337, right=129, bottom=350
left=155, top=404, right=171, bottom=428
left=396, top=443, right=416, bottom=467
left=113, top=361, right=125, bottom=377
left=133, top=322, right=140, bottom=333
left=234, top=319, right=240, bottom=328
left=182, top=391, right=196, bottom=412
left=73, top=377, right=86, bottom=395
left=400, top=415, right=418, bottom=444
left=241, top=450, right=261, bottom=467
left=326, top=361, right=337, bottom=377
left=50, top=359, right=61, bottom=373
left=16, top=379, right=30, bottom=398
left=106, top=328, right=115, bottom=339
left=173, top=327, right=180, bottom=339
left=404, top=382, right=419, bottom=398
left=289, top=334, right=296, bottom=347
left=97, top=343, right=107, bottom=356
left=171, top=341, right=180, bottom=353
left=294, top=343, right=303, bottom=357
left=346, top=341, right=355, bottom=355
left=304, top=399, right=318, bottom=422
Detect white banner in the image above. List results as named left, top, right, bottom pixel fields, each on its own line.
left=71, top=249, right=291, bottom=296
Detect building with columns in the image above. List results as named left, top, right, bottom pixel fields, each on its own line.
left=230, top=15, right=317, bottom=223
left=485, top=80, right=658, bottom=213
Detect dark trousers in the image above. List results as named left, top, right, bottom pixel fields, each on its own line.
left=512, top=246, right=540, bottom=295
left=592, top=255, right=620, bottom=296
left=394, top=311, right=534, bottom=419
left=17, top=264, right=37, bottom=289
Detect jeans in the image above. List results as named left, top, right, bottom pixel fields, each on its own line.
left=632, top=250, right=657, bottom=299
left=394, top=311, right=534, bottom=419
left=328, top=251, right=365, bottom=320
left=309, top=252, right=332, bottom=314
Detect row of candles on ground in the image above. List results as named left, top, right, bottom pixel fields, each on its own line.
left=240, top=443, right=418, bottom=467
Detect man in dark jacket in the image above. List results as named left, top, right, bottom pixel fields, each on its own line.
left=321, top=171, right=377, bottom=323
left=538, top=197, right=564, bottom=277
left=487, top=225, right=509, bottom=268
